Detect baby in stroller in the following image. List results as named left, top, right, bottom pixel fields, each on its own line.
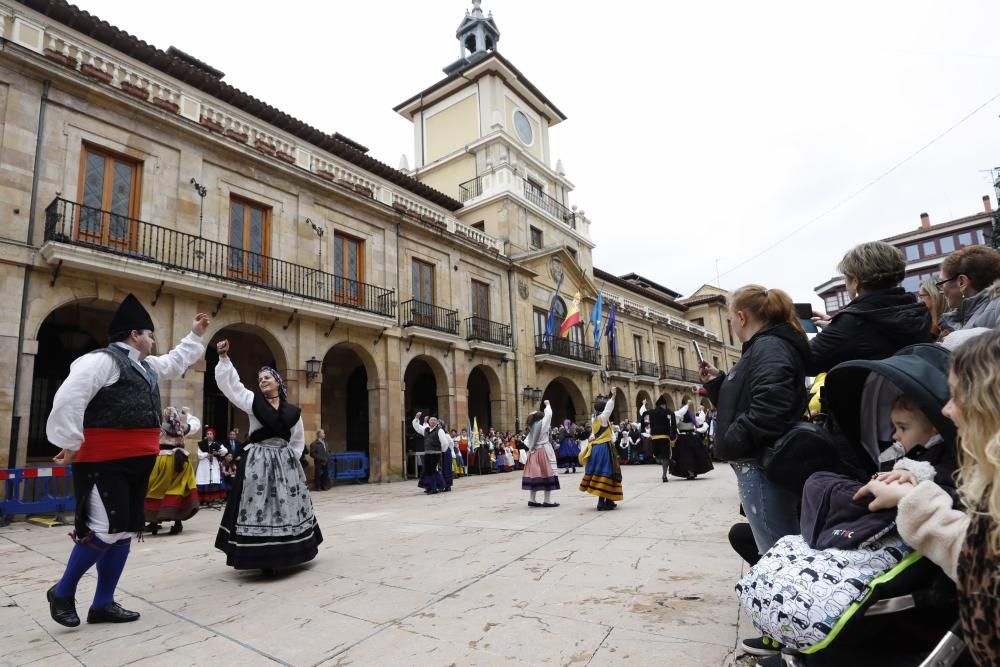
left=737, top=344, right=965, bottom=666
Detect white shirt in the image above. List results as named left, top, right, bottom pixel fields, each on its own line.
left=411, top=418, right=452, bottom=452
left=214, top=356, right=306, bottom=459
left=46, top=332, right=206, bottom=451
left=536, top=405, right=553, bottom=445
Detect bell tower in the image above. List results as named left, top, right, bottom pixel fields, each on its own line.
left=444, top=0, right=500, bottom=74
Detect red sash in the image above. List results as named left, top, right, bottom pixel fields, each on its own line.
left=76, top=428, right=160, bottom=463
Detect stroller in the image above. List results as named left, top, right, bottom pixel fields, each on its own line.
left=748, top=344, right=969, bottom=666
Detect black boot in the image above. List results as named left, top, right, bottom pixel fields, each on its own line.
left=144, top=522, right=160, bottom=535
left=47, top=585, right=80, bottom=627
left=168, top=522, right=183, bottom=535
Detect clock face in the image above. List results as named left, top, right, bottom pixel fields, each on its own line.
left=513, top=110, right=533, bottom=145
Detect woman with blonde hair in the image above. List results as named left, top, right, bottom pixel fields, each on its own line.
left=917, top=278, right=950, bottom=340
left=855, top=330, right=1000, bottom=665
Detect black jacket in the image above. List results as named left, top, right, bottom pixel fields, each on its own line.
left=704, top=322, right=809, bottom=461
left=807, top=287, right=931, bottom=376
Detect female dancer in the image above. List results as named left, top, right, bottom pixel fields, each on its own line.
left=212, top=339, right=322, bottom=572
left=144, top=406, right=200, bottom=535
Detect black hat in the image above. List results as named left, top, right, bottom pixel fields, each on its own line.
left=108, top=293, right=154, bottom=336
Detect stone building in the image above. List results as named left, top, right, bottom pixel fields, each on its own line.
left=0, top=0, right=739, bottom=476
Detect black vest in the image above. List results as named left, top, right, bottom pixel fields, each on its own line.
left=249, top=393, right=302, bottom=442
left=423, top=425, right=441, bottom=453
left=649, top=406, right=676, bottom=438
left=82, top=344, right=161, bottom=429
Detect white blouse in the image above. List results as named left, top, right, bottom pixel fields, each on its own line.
left=214, top=356, right=305, bottom=459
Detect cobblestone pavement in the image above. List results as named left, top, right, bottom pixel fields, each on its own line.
left=0, top=462, right=756, bottom=666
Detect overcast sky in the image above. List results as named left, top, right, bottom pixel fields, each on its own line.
left=75, top=0, right=1000, bottom=303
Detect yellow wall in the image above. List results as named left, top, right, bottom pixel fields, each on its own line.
left=418, top=155, right=477, bottom=201
left=425, top=94, right=480, bottom=164
left=504, top=97, right=542, bottom=162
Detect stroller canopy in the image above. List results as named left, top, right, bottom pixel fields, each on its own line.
left=824, top=344, right=954, bottom=473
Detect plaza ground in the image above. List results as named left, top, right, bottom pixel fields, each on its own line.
left=1, top=462, right=756, bottom=666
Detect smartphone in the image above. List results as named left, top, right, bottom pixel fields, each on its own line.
left=794, top=303, right=818, bottom=334
left=691, top=340, right=706, bottom=366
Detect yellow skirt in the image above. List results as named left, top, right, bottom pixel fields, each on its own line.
left=145, top=452, right=199, bottom=522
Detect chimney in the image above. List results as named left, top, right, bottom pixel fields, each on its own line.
left=984, top=195, right=993, bottom=213
left=920, top=212, right=930, bottom=229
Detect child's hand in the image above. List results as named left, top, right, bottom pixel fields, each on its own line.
left=879, top=469, right=918, bottom=486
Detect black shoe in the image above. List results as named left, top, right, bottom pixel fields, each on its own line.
left=87, top=601, right=140, bottom=624
left=47, top=585, right=80, bottom=627
left=169, top=522, right=183, bottom=535
left=596, top=505, right=611, bottom=511
left=144, top=522, right=160, bottom=535
left=542, top=502, right=560, bottom=508
left=606, top=501, right=617, bottom=510
left=528, top=501, right=543, bottom=507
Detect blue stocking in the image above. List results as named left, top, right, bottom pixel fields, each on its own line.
left=91, top=538, right=131, bottom=609
left=54, top=537, right=108, bottom=598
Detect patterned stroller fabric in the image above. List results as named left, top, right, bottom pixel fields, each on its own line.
left=736, top=533, right=914, bottom=649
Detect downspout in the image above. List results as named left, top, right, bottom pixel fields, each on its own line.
left=9, top=79, right=51, bottom=467
left=396, top=221, right=404, bottom=480
left=507, top=262, right=520, bottom=432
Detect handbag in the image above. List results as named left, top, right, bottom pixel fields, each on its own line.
left=760, top=421, right=836, bottom=493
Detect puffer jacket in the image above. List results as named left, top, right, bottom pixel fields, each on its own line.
left=703, top=322, right=809, bottom=462
left=939, top=279, right=1000, bottom=333
left=807, top=287, right=932, bottom=376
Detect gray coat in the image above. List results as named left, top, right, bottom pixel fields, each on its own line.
left=309, top=438, right=329, bottom=464
left=939, top=279, right=1000, bottom=332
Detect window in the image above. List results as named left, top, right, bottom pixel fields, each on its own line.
left=533, top=308, right=548, bottom=340
left=958, top=232, right=972, bottom=247
left=976, top=229, right=986, bottom=244
left=922, top=240, right=936, bottom=256
left=713, top=356, right=720, bottom=368
left=657, top=341, right=667, bottom=372
left=825, top=295, right=839, bottom=312
left=77, top=144, right=141, bottom=249
left=633, top=335, right=644, bottom=362
left=939, top=236, right=955, bottom=253
left=530, top=226, right=543, bottom=249
left=333, top=233, right=364, bottom=304
left=513, top=109, right=534, bottom=145
left=471, top=280, right=490, bottom=323
left=471, top=221, right=485, bottom=231
left=904, top=245, right=919, bottom=261
left=677, top=348, right=686, bottom=371
left=228, top=197, right=270, bottom=283
left=412, top=259, right=434, bottom=305
left=726, top=319, right=734, bottom=347
left=691, top=317, right=705, bottom=326
left=902, top=275, right=919, bottom=293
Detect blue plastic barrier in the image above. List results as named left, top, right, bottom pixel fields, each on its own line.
left=330, top=453, right=368, bottom=482
left=0, top=467, right=76, bottom=523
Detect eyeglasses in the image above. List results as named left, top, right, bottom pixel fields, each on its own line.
left=934, top=276, right=957, bottom=289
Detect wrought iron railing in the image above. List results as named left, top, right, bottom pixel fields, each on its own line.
left=43, top=198, right=397, bottom=318
left=637, top=361, right=659, bottom=377
left=534, top=334, right=600, bottom=365
left=607, top=356, right=634, bottom=374
left=661, top=365, right=686, bottom=381
left=401, top=299, right=459, bottom=335
left=465, top=316, right=511, bottom=347
left=459, top=176, right=483, bottom=202
left=684, top=368, right=703, bottom=383
left=522, top=179, right=576, bottom=228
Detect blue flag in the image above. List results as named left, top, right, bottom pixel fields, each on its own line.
left=591, top=290, right=603, bottom=348
left=543, top=272, right=564, bottom=348
left=604, top=303, right=617, bottom=358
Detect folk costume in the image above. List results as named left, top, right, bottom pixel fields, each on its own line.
left=196, top=430, right=228, bottom=504
left=522, top=405, right=560, bottom=506
left=213, top=358, right=322, bottom=571
left=579, top=395, right=623, bottom=509
left=45, top=294, right=205, bottom=627
left=441, top=426, right=455, bottom=491
left=556, top=420, right=580, bottom=473
left=671, top=404, right=714, bottom=480
left=144, top=406, right=200, bottom=534
left=642, top=399, right=678, bottom=483
left=412, top=417, right=449, bottom=494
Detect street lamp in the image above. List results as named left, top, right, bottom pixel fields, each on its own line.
left=522, top=385, right=533, bottom=404
left=305, top=356, right=322, bottom=384
left=532, top=387, right=543, bottom=402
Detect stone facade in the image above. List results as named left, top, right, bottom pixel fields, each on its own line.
left=0, top=1, right=738, bottom=477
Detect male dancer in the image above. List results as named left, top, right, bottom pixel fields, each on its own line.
left=45, top=294, right=208, bottom=627
left=411, top=412, right=449, bottom=494
left=642, top=396, right=678, bottom=482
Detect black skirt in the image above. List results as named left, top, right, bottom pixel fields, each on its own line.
left=214, top=444, right=323, bottom=570
left=669, top=432, right=714, bottom=477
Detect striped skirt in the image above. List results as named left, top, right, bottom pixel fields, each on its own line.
left=522, top=448, right=561, bottom=492
left=579, top=443, right=624, bottom=501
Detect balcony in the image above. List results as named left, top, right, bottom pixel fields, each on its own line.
left=401, top=299, right=459, bottom=336
left=42, top=198, right=396, bottom=318
left=606, top=356, right=634, bottom=377
left=459, top=176, right=483, bottom=202
left=522, top=179, right=576, bottom=229
left=465, top=316, right=511, bottom=347
left=636, top=361, right=659, bottom=378
left=660, top=365, right=701, bottom=383
left=534, top=333, right=600, bottom=370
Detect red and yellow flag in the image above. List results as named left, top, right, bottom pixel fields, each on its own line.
left=559, top=291, right=582, bottom=337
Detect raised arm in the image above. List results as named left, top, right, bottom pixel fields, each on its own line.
left=214, top=355, right=254, bottom=414
left=599, top=395, right=615, bottom=426
left=411, top=413, right=428, bottom=435
left=541, top=401, right=553, bottom=432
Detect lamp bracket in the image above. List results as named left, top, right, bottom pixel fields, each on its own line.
left=282, top=309, right=298, bottom=330
left=405, top=333, right=415, bottom=352
left=324, top=317, right=339, bottom=337
left=211, top=294, right=226, bottom=317
left=444, top=342, right=454, bottom=358
left=151, top=280, right=165, bottom=307
left=49, top=259, right=63, bottom=287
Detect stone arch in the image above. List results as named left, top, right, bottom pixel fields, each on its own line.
left=29, top=293, right=166, bottom=341
left=467, top=363, right=502, bottom=432
left=635, top=389, right=653, bottom=421
left=26, top=299, right=122, bottom=459
left=403, top=354, right=450, bottom=424
left=319, top=342, right=381, bottom=458
left=657, top=391, right=677, bottom=412
left=541, top=376, right=588, bottom=427
left=609, top=388, right=630, bottom=426
left=202, top=323, right=289, bottom=438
